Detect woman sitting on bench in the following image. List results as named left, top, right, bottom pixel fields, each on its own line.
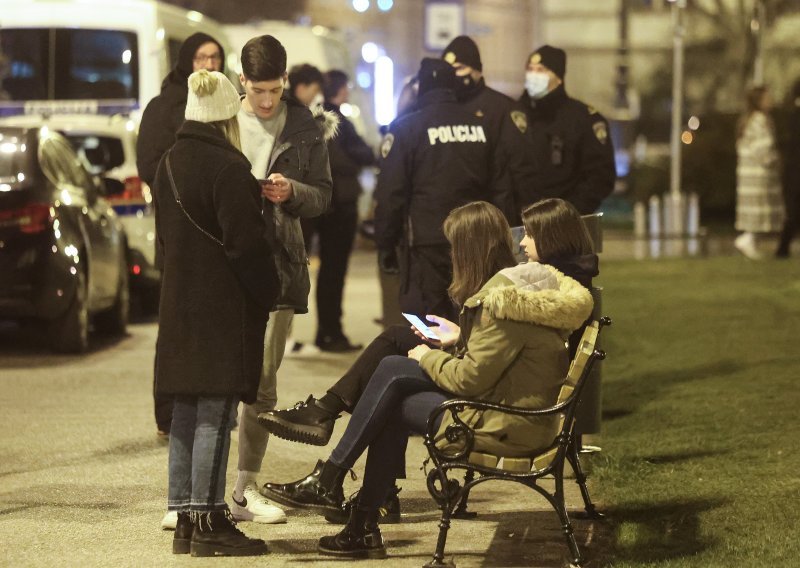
left=261, top=200, right=595, bottom=559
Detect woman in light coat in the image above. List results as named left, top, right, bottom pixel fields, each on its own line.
left=735, top=86, right=785, bottom=259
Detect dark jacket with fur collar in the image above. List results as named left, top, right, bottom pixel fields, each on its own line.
left=420, top=262, right=593, bottom=457
left=258, top=97, right=337, bottom=312
left=153, top=121, right=279, bottom=402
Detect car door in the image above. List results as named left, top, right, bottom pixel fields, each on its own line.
left=43, top=133, right=119, bottom=306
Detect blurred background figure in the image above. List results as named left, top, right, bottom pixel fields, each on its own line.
left=304, top=70, right=375, bottom=352
left=735, top=86, right=785, bottom=259
left=518, top=45, right=616, bottom=216
left=136, top=32, right=225, bottom=442
left=287, top=63, right=324, bottom=108
left=777, top=79, right=800, bottom=258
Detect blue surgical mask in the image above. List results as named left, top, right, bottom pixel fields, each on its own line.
left=525, top=71, right=550, bottom=99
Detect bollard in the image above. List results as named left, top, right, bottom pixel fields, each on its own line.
left=574, top=214, right=603, bottom=440
left=633, top=201, right=647, bottom=238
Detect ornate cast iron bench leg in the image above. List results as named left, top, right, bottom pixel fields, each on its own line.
left=553, top=464, right=584, bottom=566
left=566, top=437, right=604, bottom=520
left=452, top=470, right=478, bottom=520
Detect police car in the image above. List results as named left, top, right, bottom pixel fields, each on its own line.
left=0, top=114, right=160, bottom=311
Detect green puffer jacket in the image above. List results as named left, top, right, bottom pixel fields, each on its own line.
left=419, top=262, right=593, bottom=458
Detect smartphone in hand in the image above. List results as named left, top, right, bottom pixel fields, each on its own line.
left=402, top=313, right=440, bottom=341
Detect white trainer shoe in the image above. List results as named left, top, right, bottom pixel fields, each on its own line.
left=161, top=510, right=177, bottom=530
left=734, top=233, right=763, bottom=260
left=231, top=482, right=287, bottom=524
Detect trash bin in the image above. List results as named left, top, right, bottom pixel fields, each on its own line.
left=575, top=213, right=603, bottom=438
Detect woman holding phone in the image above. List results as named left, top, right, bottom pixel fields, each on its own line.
left=260, top=200, right=594, bottom=559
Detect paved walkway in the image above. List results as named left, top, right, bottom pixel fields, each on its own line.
left=0, top=251, right=605, bottom=568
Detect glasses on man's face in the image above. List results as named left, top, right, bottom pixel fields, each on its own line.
left=194, top=54, right=222, bottom=64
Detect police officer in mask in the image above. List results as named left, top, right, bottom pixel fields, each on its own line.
left=519, top=45, right=616, bottom=214
left=375, top=58, right=510, bottom=321
left=441, top=36, right=536, bottom=223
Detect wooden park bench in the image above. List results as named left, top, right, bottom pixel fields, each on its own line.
left=422, top=317, right=611, bottom=567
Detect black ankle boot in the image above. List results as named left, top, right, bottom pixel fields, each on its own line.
left=260, top=460, right=345, bottom=515
left=189, top=510, right=269, bottom=557
left=257, top=396, right=339, bottom=446
left=172, top=512, right=193, bottom=554
left=325, top=485, right=402, bottom=525
left=318, top=507, right=387, bottom=559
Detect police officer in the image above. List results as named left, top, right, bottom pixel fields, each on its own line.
left=519, top=45, right=616, bottom=214
left=375, top=58, right=509, bottom=321
left=441, top=35, right=537, bottom=223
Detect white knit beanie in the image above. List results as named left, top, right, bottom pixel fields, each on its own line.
left=185, top=70, right=241, bottom=122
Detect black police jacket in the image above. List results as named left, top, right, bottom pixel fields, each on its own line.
left=375, top=88, right=510, bottom=249
left=457, top=78, right=539, bottom=223
left=519, top=85, right=616, bottom=214
left=324, top=102, right=375, bottom=205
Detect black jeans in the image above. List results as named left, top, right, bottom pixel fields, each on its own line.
left=328, top=325, right=422, bottom=409
left=303, top=202, right=359, bottom=340
left=328, top=355, right=449, bottom=511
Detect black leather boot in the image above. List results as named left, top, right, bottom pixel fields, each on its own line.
left=325, top=485, right=402, bottom=524
left=189, top=510, right=269, bottom=557
left=172, top=512, right=193, bottom=554
left=318, top=507, right=387, bottom=559
left=258, top=396, right=339, bottom=446
left=260, top=460, right=345, bottom=516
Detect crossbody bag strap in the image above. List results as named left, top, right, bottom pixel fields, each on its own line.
left=165, top=151, right=223, bottom=247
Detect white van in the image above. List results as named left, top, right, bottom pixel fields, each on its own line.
left=0, top=0, right=236, bottom=118
left=224, top=21, right=379, bottom=146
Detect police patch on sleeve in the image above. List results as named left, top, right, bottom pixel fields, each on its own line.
left=380, top=133, right=395, bottom=158
left=511, top=110, right=528, bottom=134
left=593, top=121, right=608, bottom=144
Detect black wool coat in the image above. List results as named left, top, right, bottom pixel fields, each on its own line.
left=153, top=121, right=279, bottom=403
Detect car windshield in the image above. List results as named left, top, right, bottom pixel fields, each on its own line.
left=0, top=28, right=139, bottom=101
left=0, top=132, right=31, bottom=189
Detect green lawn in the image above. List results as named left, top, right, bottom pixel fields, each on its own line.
left=591, top=256, right=800, bottom=567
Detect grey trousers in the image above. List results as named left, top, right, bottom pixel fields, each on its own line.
left=237, top=308, right=293, bottom=473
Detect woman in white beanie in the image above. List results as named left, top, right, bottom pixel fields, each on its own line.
left=153, top=69, right=279, bottom=557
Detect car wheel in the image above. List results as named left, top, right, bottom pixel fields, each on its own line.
left=48, top=269, right=89, bottom=353
left=95, top=254, right=129, bottom=335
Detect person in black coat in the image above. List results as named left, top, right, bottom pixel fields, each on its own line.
left=518, top=45, right=617, bottom=215
left=136, top=32, right=225, bottom=439
left=137, top=33, right=225, bottom=187
left=777, top=78, right=800, bottom=258
left=441, top=35, right=538, bottom=224
left=153, top=70, right=278, bottom=557
left=375, top=58, right=511, bottom=322
left=304, top=70, right=376, bottom=352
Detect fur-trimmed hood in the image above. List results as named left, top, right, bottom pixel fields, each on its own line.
left=312, top=105, right=340, bottom=140
left=467, top=262, right=593, bottom=332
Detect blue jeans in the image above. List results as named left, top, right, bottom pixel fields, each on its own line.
left=168, top=395, right=238, bottom=512
left=329, top=355, right=449, bottom=511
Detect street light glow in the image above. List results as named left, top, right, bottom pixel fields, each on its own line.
left=377, top=0, right=394, bottom=11
left=374, top=55, right=395, bottom=126
left=361, top=42, right=380, bottom=63
left=352, top=0, right=369, bottom=13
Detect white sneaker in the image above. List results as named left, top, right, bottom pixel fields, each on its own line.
left=161, top=510, right=177, bottom=530
left=734, top=233, right=763, bottom=260
left=230, top=482, right=287, bottom=524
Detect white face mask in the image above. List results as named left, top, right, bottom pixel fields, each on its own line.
left=525, top=71, right=550, bottom=99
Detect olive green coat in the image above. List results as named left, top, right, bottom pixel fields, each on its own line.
left=420, top=262, right=593, bottom=457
